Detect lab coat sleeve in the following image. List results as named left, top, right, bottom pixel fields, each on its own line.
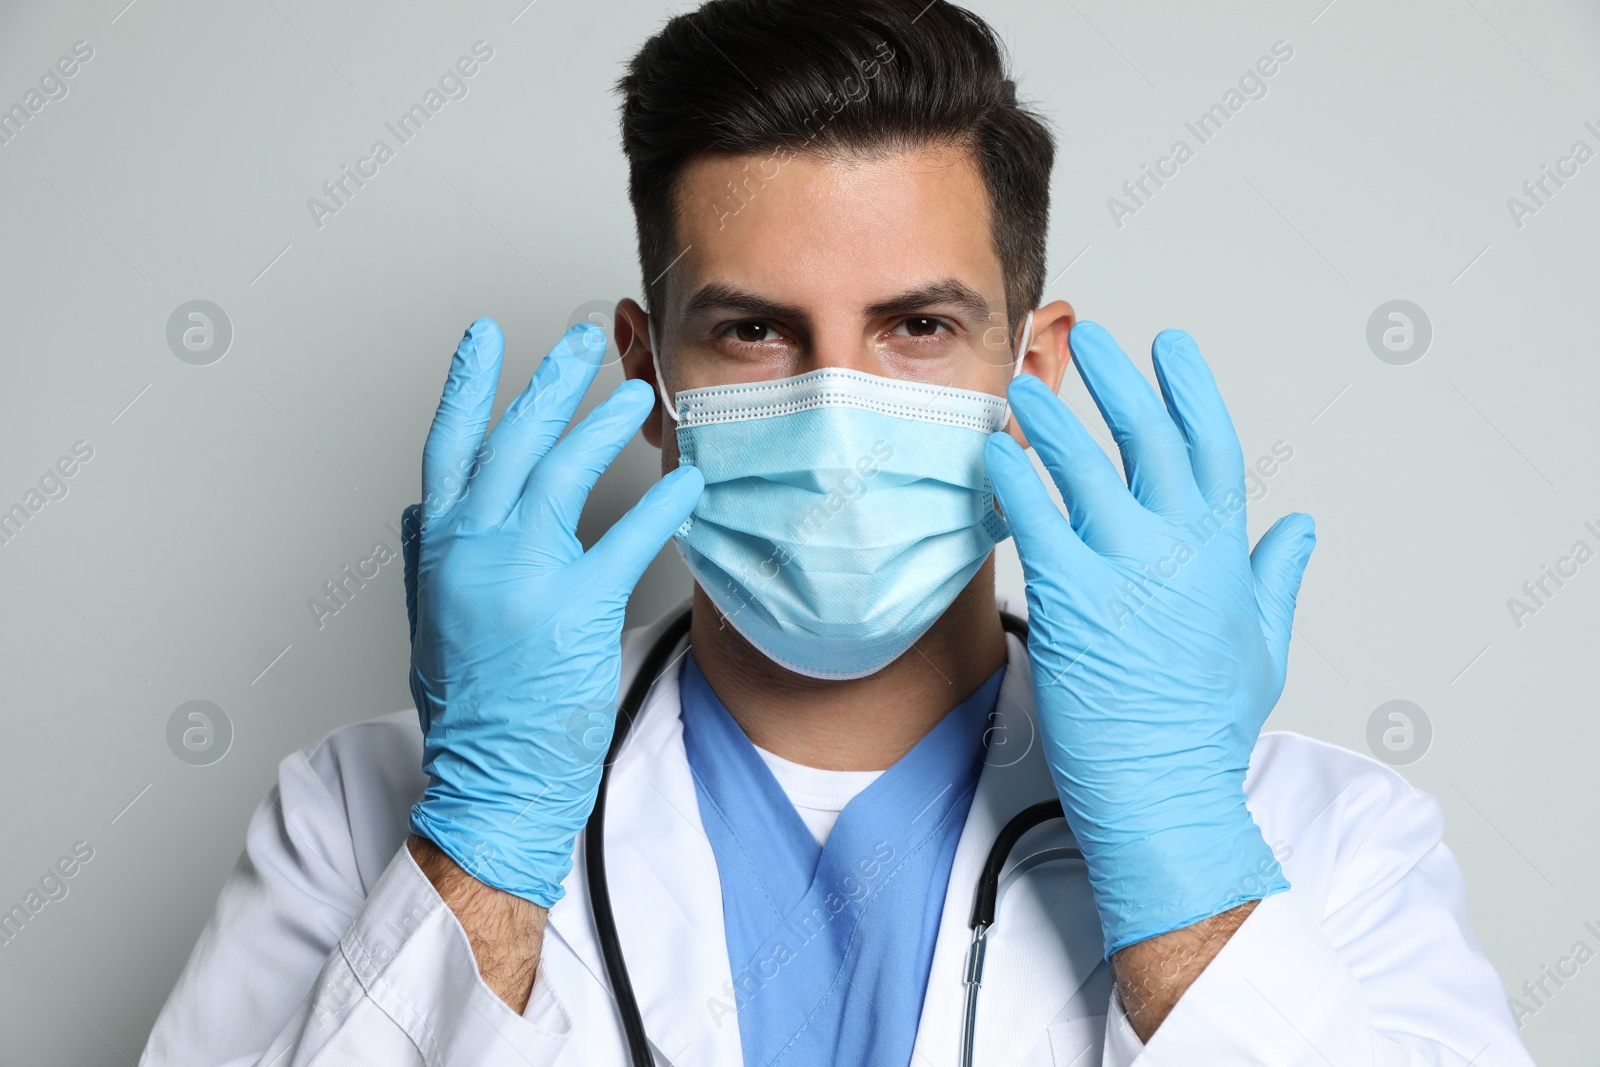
left=140, top=717, right=575, bottom=1066
left=1099, top=745, right=1533, bottom=1067
left=245, top=846, right=575, bottom=1066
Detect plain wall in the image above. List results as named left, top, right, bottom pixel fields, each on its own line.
left=0, top=0, right=1596, bottom=1061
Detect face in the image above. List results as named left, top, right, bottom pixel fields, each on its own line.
left=618, top=144, right=1074, bottom=467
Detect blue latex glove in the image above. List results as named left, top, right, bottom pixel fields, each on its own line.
left=985, top=322, right=1316, bottom=957
left=402, top=317, right=703, bottom=907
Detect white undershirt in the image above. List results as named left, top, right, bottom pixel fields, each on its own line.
left=753, top=744, right=884, bottom=845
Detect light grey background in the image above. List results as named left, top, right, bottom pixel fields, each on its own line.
left=1, top=0, right=1595, bottom=1062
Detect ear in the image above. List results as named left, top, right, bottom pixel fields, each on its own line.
left=616, top=298, right=663, bottom=449
left=1008, top=299, right=1075, bottom=446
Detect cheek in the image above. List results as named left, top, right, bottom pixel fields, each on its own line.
left=1004, top=415, right=1030, bottom=450
left=661, top=422, right=682, bottom=473
left=949, top=342, right=1017, bottom=401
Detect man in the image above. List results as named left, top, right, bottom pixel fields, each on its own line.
left=143, top=2, right=1532, bottom=1064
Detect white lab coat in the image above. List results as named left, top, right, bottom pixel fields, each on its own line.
left=141, top=602, right=1533, bottom=1066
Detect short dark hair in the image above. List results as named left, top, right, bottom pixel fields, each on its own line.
left=616, top=0, right=1055, bottom=338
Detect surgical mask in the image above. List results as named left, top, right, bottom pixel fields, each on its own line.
left=648, top=315, right=1033, bottom=679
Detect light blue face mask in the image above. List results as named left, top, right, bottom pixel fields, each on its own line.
left=651, top=318, right=1031, bottom=679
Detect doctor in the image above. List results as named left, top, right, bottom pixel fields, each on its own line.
left=144, top=1, right=1533, bottom=1064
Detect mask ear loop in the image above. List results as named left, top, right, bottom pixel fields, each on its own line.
left=999, top=310, right=1035, bottom=430
left=987, top=310, right=1035, bottom=536
left=649, top=320, right=699, bottom=543
left=648, top=319, right=680, bottom=425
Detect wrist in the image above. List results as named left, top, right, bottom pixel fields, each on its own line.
left=1072, top=807, right=1285, bottom=957
left=1112, top=898, right=1259, bottom=1042
left=406, top=835, right=548, bottom=1013
left=409, top=797, right=578, bottom=907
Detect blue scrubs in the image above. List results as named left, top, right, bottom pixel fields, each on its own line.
left=679, top=654, right=1005, bottom=1067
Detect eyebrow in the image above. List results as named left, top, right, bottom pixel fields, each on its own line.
left=681, top=278, right=994, bottom=323
left=864, top=280, right=993, bottom=321
left=683, top=283, right=804, bottom=321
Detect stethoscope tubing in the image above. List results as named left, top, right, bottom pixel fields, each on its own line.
left=585, top=608, right=693, bottom=1067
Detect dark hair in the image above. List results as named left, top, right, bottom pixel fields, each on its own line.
left=616, top=0, right=1054, bottom=337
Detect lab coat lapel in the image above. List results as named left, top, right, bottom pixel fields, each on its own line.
left=909, top=632, right=1109, bottom=1066
left=548, top=638, right=742, bottom=1066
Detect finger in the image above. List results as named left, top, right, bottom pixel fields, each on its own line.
left=459, top=323, right=608, bottom=528
left=400, top=504, right=422, bottom=645
left=523, top=379, right=657, bottom=532
left=984, top=432, right=1101, bottom=584
left=1006, top=374, right=1142, bottom=551
left=1150, top=329, right=1246, bottom=508
left=583, top=466, right=705, bottom=595
left=422, top=318, right=504, bottom=524
left=1250, top=513, right=1316, bottom=675
left=1069, top=321, right=1203, bottom=518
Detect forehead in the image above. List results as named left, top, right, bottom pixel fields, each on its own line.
left=667, top=145, right=1002, bottom=312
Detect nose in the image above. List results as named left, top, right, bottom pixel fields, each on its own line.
left=796, top=317, right=880, bottom=376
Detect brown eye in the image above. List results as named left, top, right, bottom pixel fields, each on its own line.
left=902, top=317, right=943, bottom=337
left=732, top=321, right=774, bottom=343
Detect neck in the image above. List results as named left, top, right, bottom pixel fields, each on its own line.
left=686, top=558, right=1008, bottom=772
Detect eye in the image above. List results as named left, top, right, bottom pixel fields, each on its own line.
left=893, top=316, right=951, bottom=338
left=727, top=321, right=780, bottom=344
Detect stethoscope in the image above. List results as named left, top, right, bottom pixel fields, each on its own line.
left=584, top=607, right=1082, bottom=1067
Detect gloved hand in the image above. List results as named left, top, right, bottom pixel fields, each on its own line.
left=401, top=317, right=703, bottom=907
left=984, top=322, right=1315, bottom=957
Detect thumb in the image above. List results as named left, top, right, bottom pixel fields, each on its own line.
left=1250, top=513, right=1316, bottom=673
